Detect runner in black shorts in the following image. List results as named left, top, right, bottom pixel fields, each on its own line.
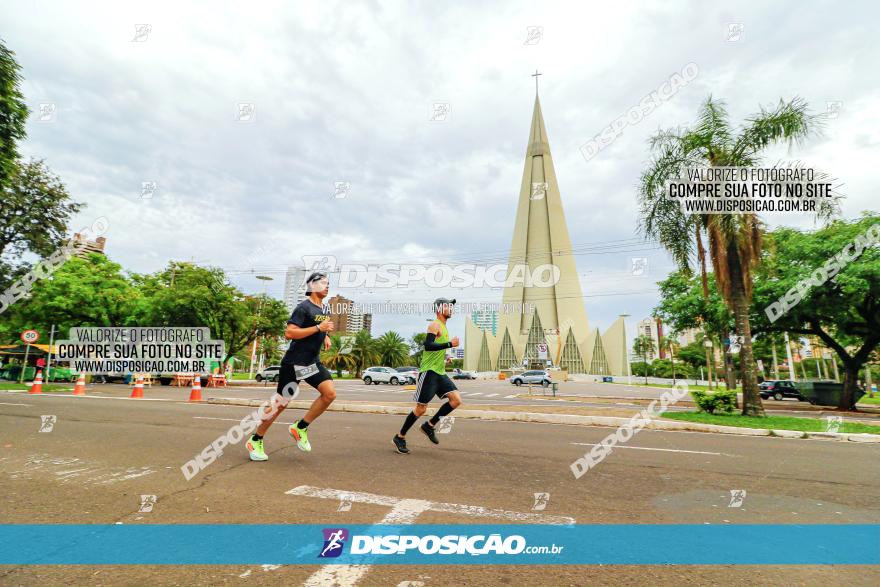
left=393, top=298, right=461, bottom=454
left=245, top=271, right=337, bottom=461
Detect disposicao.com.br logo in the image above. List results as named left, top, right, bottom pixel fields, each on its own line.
left=319, top=528, right=349, bottom=558
left=318, top=528, right=563, bottom=557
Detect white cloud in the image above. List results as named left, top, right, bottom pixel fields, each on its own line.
left=5, top=0, right=878, bottom=343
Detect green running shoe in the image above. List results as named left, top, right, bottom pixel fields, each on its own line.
left=246, top=436, right=268, bottom=461
left=289, top=422, right=312, bottom=452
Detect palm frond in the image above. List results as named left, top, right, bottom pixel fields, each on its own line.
left=731, top=97, right=820, bottom=163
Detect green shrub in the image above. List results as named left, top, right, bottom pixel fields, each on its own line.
left=691, top=390, right=737, bottom=414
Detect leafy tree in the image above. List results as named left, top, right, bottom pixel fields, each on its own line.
left=0, top=39, right=28, bottom=191
left=639, top=95, right=824, bottom=416
left=135, top=262, right=287, bottom=367
left=678, top=341, right=709, bottom=373
left=649, top=358, right=694, bottom=379
left=0, top=159, right=83, bottom=288
left=750, top=214, right=880, bottom=409
left=654, top=270, right=733, bottom=387
left=257, top=336, right=282, bottom=366
left=3, top=253, right=139, bottom=339
left=630, top=361, right=650, bottom=377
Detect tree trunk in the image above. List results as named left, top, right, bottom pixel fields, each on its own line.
left=841, top=362, right=861, bottom=410
left=726, top=247, right=764, bottom=416
left=695, top=227, right=715, bottom=389
left=731, top=294, right=763, bottom=416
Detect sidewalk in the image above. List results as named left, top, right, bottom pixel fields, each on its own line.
left=205, top=395, right=880, bottom=444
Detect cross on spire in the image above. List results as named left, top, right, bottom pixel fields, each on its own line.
left=531, top=69, right=542, bottom=96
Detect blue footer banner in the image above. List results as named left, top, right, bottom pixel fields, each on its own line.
left=0, top=525, right=877, bottom=565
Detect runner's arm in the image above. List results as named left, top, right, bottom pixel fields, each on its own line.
left=285, top=323, right=318, bottom=340
left=424, top=332, right=452, bottom=351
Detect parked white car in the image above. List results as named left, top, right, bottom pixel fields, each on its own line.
left=255, top=365, right=281, bottom=382
left=362, top=366, right=415, bottom=385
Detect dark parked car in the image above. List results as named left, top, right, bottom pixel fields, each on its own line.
left=759, top=380, right=804, bottom=401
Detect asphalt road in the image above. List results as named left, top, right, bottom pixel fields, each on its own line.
left=0, top=390, right=878, bottom=586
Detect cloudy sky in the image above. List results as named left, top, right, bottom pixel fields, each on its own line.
left=3, top=0, right=878, bottom=343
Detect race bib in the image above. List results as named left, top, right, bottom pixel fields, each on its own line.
left=295, top=363, right=319, bottom=380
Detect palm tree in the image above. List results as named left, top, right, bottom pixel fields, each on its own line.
left=409, top=332, right=427, bottom=365
left=663, top=335, right=679, bottom=384
left=632, top=335, right=655, bottom=385
left=349, top=330, right=379, bottom=378
left=375, top=331, right=410, bottom=367
left=321, top=334, right=357, bottom=377
left=638, top=96, right=825, bottom=416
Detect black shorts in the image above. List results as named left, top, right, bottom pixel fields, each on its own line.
left=412, top=370, right=458, bottom=404
left=276, top=361, right=332, bottom=396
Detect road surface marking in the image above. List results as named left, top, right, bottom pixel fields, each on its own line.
left=570, top=442, right=728, bottom=456
left=287, top=485, right=575, bottom=587
left=485, top=394, right=499, bottom=397
left=4, top=454, right=157, bottom=485
left=467, top=392, right=483, bottom=396
left=504, top=394, right=518, bottom=398
left=0, top=402, right=30, bottom=406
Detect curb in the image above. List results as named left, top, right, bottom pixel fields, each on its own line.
left=206, top=397, right=880, bottom=443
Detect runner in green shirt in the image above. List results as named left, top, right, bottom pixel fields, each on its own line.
left=393, top=298, right=462, bottom=454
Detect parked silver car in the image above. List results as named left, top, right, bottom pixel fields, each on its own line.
left=509, top=370, right=552, bottom=387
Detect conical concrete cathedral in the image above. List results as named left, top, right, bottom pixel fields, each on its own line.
left=464, top=94, right=628, bottom=376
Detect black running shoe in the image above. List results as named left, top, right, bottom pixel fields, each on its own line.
left=420, top=422, right=439, bottom=444
left=392, top=435, right=410, bottom=454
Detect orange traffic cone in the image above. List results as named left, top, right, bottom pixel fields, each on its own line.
left=29, top=369, right=43, bottom=394
left=73, top=373, right=87, bottom=396
left=130, top=375, right=144, bottom=398
left=189, top=374, right=203, bottom=402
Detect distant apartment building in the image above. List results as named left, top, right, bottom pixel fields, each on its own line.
left=675, top=327, right=701, bottom=348
left=71, top=233, right=107, bottom=257
left=348, top=311, right=373, bottom=335
left=637, top=316, right=665, bottom=361
left=327, top=294, right=372, bottom=335
left=470, top=310, right=498, bottom=336
left=283, top=266, right=307, bottom=313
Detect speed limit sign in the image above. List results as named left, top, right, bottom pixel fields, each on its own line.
left=20, top=330, right=40, bottom=344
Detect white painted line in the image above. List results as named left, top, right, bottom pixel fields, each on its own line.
left=570, top=442, right=729, bottom=456
left=0, top=402, right=30, bottom=406
left=467, top=392, right=483, bottom=396
left=485, top=394, right=499, bottom=397
left=288, top=485, right=574, bottom=587
left=286, top=485, right=575, bottom=524
left=504, top=394, right=518, bottom=399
